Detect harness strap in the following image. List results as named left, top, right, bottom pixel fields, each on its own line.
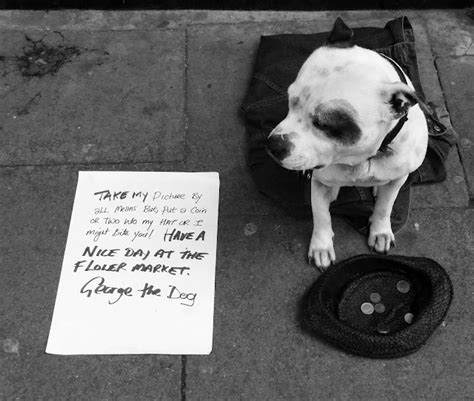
left=377, top=53, right=409, bottom=152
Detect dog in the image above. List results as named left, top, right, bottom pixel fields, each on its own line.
left=265, top=18, right=428, bottom=270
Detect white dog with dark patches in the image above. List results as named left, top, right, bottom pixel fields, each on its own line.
left=266, top=18, right=428, bottom=270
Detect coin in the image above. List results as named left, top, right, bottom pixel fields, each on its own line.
left=404, top=313, right=414, bottom=324
left=361, top=302, right=374, bottom=315
left=396, top=280, right=411, bottom=293
left=370, top=292, right=381, bottom=303
left=374, top=303, right=386, bottom=313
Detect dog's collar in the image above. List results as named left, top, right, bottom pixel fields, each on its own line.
left=378, top=54, right=409, bottom=153
left=380, top=53, right=407, bottom=85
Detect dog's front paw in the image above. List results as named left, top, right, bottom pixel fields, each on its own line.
left=308, top=233, right=336, bottom=271
left=368, top=218, right=395, bottom=254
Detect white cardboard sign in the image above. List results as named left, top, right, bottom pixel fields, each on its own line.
left=46, top=171, right=219, bottom=355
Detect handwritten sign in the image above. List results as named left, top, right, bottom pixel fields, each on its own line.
left=46, top=171, right=219, bottom=355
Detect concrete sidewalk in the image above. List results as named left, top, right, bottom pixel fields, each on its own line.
left=0, top=9, right=473, bottom=401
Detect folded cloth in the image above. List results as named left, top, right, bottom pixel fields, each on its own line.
left=241, top=17, right=456, bottom=232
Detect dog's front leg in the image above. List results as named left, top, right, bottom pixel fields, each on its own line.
left=369, top=174, right=408, bottom=253
left=309, top=177, right=339, bottom=270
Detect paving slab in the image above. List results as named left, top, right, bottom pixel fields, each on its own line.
left=186, top=208, right=474, bottom=401
left=185, top=16, right=466, bottom=214
left=0, top=29, right=185, bottom=165
left=423, top=10, right=474, bottom=57
left=0, top=164, right=183, bottom=400
left=411, top=147, right=469, bottom=209
left=391, top=17, right=469, bottom=207
left=411, top=16, right=458, bottom=128
left=435, top=55, right=474, bottom=201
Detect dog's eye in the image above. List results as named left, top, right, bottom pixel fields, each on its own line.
left=312, top=117, right=328, bottom=130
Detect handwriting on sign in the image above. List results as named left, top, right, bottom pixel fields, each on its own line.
left=80, top=276, right=197, bottom=306
left=46, top=171, right=219, bottom=355
left=163, top=228, right=206, bottom=242
left=80, top=276, right=133, bottom=305
left=93, top=190, right=195, bottom=203
left=75, top=183, right=212, bottom=309
left=77, top=185, right=210, bottom=306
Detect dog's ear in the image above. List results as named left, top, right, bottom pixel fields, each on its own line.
left=381, top=82, right=430, bottom=119
left=326, top=17, right=354, bottom=48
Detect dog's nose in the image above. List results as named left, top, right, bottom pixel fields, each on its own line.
left=265, top=134, right=294, bottom=161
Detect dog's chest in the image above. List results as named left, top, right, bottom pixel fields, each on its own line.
left=313, top=161, right=391, bottom=187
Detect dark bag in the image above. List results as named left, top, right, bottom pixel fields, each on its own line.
left=241, top=17, right=456, bottom=232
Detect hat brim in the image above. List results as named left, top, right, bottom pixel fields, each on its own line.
left=300, top=254, right=453, bottom=358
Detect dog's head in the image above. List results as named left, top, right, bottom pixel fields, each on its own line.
left=266, top=18, right=422, bottom=171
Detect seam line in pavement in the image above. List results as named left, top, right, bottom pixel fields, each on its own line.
left=0, top=161, right=186, bottom=168
left=181, top=355, right=187, bottom=401
left=183, top=25, right=189, bottom=166
left=184, top=15, right=399, bottom=29
left=435, top=54, right=474, bottom=59
left=454, top=144, right=474, bottom=202
left=217, top=205, right=474, bottom=218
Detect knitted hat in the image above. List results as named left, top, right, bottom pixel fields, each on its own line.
left=301, top=254, right=453, bottom=358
